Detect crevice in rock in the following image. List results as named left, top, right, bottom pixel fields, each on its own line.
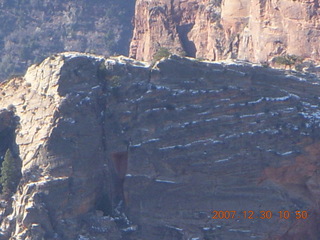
left=176, top=24, right=196, bottom=57
left=94, top=61, right=113, bottom=217
left=110, top=141, right=130, bottom=213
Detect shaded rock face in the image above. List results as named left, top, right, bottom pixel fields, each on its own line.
left=129, top=0, right=320, bottom=64
left=0, top=110, right=17, bottom=161
left=1, top=53, right=320, bottom=239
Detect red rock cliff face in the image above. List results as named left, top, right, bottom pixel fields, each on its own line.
left=129, top=0, right=320, bottom=63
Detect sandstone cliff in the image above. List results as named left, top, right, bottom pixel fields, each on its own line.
left=129, top=0, right=320, bottom=66
left=1, top=53, right=320, bottom=239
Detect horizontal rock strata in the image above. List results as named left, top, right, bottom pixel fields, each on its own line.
left=0, top=53, right=320, bottom=239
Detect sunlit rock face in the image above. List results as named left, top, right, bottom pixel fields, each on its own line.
left=1, top=53, right=320, bottom=239
left=130, top=0, right=320, bottom=65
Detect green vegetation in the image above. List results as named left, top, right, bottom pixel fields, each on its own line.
left=272, top=54, right=303, bottom=68
left=0, top=149, right=20, bottom=195
left=152, top=47, right=171, bottom=62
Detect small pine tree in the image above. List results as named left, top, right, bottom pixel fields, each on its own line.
left=0, top=149, right=20, bottom=195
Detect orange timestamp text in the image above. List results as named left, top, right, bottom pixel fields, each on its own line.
left=211, top=210, right=308, bottom=220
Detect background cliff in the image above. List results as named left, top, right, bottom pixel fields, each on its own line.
left=2, top=0, right=320, bottom=82
left=129, top=0, right=320, bottom=68
left=0, top=53, right=320, bottom=239
left=0, top=0, right=135, bottom=81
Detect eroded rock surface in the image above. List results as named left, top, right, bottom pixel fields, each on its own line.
left=130, top=0, right=320, bottom=65
left=0, top=53, right=320, bottom=239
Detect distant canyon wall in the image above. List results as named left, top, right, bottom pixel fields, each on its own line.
left=129, top=0, right=320, bottom=64
left=0, top=0, right=135, bottom=81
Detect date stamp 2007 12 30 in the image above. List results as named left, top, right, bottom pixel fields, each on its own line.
left=211, top=210, right=309, bottom=220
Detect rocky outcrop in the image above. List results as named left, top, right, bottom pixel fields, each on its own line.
left=1, top=53, right=320, bottom=239
left=0, top=53, right=132, bottom=239
left=129, top=0, right=320, bottom=65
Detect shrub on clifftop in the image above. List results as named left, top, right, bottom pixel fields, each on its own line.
left=272, top=54, right=303, bottom=69
left=152, top=47, right=171, bottom=62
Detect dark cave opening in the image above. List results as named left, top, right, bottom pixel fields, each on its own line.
left=177, top=24, right=196, bottom=58
left=95, top=191, right=113, bottom=216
